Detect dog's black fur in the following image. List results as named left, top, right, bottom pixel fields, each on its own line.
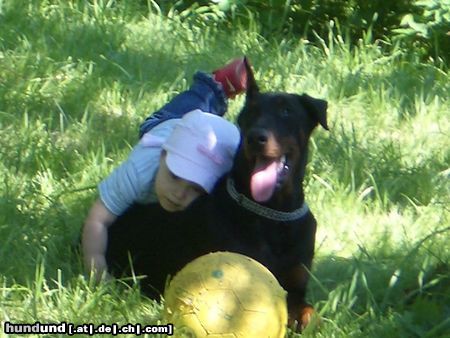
left=204, top=62, right=328, bottom=328
left=106, top=62, right=328, bottom=330
left=106, top=198, right=213, bottom=297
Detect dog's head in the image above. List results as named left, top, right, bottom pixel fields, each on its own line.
left=233, top=60, right=328, bottom=208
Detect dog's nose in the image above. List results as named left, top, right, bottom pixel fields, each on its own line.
left=247, top=128, right=269, bottom=146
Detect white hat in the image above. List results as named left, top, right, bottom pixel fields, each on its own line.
left=162, top=109, right=240, bottom=193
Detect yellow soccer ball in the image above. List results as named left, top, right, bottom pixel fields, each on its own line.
left=163, top=251, right=287, bottom=338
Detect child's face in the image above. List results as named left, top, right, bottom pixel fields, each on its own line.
left=155, top=154, right=206, bottom=212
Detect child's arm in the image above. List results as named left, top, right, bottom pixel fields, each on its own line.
left=82, top=127, right=166, bottom=280
left=82, top=198, right=117, bottom=281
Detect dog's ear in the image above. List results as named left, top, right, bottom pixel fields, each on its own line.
left=244, top=57, right=259, bottom=101
left=299, top=94, right=329, bottom=130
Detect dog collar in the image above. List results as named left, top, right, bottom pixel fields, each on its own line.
left=226, top=178, right=309, bottom=222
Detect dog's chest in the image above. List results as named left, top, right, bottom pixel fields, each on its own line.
left=210, top=200, right=297, bottom=270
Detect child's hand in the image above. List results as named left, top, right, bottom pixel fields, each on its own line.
left=84, top=253, right=110, bottom=283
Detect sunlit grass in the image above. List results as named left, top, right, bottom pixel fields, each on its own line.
left=0, top=1, right=449, bottom=337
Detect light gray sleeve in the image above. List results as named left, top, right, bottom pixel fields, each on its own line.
left=99, top=143, right=160, bottom=216
left=98, top=119, right=179, bottom=216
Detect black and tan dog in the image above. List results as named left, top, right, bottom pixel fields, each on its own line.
left=106, top=61, right=328, bottom=331
left=206, top=61, right=328, bottom=329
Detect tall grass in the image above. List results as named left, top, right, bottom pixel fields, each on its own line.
left=0, top=1, right=449, bottom=337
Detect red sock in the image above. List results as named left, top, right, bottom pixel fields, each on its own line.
left=213, top=57, right=251, bottom=99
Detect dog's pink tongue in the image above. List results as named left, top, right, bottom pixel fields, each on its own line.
left=250, top=161, right=278, bottom=202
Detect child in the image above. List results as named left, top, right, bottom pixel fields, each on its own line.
left=82, top=57, right=251, bottom=281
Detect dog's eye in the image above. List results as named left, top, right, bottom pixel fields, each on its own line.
left=280, top=108, right=290, bottom=118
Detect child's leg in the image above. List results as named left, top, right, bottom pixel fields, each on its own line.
left=139, top=72, right=226, bottom=137
left=139, top=57, right=251, bottom=138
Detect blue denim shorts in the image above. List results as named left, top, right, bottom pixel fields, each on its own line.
left=139, top=71, right=228, bottom=138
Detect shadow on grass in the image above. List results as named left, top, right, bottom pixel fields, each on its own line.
left=0, top=2, right=188, bottom=137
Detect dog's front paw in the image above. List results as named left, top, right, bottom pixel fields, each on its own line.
left=288, top=303, right=318, bottom=332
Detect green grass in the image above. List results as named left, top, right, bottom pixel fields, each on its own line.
left=0, top=1, right=449, bottom=337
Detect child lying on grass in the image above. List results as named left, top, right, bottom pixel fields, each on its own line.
left=82, top=57, right=252, bottom=281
